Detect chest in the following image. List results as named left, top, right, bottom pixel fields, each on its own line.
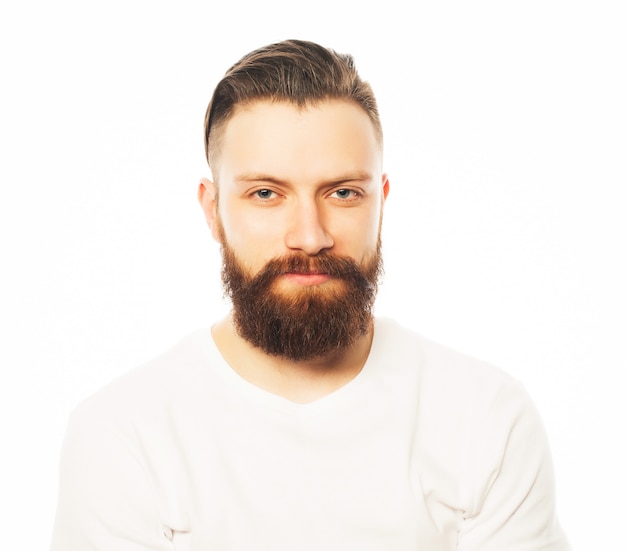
left=168, top=404, right=458, bottom=550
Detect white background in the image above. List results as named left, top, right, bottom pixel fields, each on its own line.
left=1, top=1, right=624, bottom=548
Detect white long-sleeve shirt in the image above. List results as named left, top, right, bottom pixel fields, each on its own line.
left=51, top=318, right=569, bottom=550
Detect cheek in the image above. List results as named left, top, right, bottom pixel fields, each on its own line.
left=223, top=213, right=279, bottom=245
left=365, top=200, right=384, bottom=231
left=217, top=206, right=285, bottom=266
left=334, top=209, right=382, bottom=258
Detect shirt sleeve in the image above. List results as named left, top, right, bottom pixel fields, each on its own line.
left=458, top=382, right=570, bottom=551
left=50, top=409, right=175, bottom=551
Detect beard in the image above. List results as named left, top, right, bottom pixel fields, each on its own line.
left=219, top=232, right=383, bottom=362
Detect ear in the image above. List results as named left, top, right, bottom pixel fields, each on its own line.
left=381, top=173, right=390, bottom=202
left=197, top=177, right=220, bottom=242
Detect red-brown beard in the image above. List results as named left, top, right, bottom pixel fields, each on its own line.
left=218, top=232, right=383, bottom=362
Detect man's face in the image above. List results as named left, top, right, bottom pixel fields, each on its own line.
left=199, top=99, right=389, bottom=360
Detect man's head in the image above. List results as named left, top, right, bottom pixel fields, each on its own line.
left=199, top=40, right=389, bottom=362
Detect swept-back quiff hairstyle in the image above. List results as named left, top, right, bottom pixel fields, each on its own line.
left=204, top=39, right=382, bottom=170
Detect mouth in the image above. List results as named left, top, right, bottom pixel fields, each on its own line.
left=281, top=272, right=332, bottom=285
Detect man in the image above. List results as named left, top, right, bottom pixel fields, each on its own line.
left=51, top=39, right=569, bottom=549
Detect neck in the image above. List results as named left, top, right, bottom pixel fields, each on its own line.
left=211, top=312, right=374, bottom=403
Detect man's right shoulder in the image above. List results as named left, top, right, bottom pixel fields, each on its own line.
left=70, top=327, right=215, bottom=426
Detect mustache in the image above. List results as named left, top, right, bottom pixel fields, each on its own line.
left=239, top=252, right=381, bottom=296
left=260, top=253, right=365, bottom=278
left=221, top=243, right=383, bottom=300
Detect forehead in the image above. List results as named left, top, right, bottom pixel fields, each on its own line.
left=215, top=99, right=382, bottom=181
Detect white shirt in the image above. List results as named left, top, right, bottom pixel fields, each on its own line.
left=51, top=318, right=569, bottom=550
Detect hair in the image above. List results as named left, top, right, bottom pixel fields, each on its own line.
left=204, top=39, right=382, bottom=170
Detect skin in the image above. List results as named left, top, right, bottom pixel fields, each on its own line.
left=198, top=99, right=389, bottom=403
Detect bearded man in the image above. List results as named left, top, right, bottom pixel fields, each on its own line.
left=51, top=40, right=569, bottom=550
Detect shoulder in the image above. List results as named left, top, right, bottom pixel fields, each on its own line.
left=51, top=330, right=215, bottom=550
left=373, top=317, right=536, bottom=465
left=374, top=319, right=568, bottom=545
left=373, top=317, right=521, bottom=403
left=70, top=328, right=215, bottom=427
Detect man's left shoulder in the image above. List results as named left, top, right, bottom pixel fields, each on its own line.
left=373, top=317, right=529, bottom=411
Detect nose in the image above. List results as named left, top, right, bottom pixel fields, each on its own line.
left=284, top=201, right=334, bottom=255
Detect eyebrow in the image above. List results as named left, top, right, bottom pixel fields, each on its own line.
left=234, top=171, right=374, bottom=186
left=235, top=174, right=286, bottom=185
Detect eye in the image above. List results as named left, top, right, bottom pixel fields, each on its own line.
left=330, top=188, right=360, bottom=201
left=254, top=189, right=276, bottom=200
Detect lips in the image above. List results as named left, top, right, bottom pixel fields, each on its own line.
left=281, top=272, right=332, bottom=285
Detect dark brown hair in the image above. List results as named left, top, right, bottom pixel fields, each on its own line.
left=204, top=39, right=382, bottom=169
